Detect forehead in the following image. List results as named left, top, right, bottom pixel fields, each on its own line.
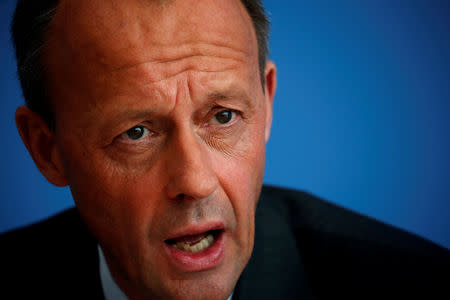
left=47, top=0, right=256, bottom=73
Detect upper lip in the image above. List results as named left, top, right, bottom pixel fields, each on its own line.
left=164, top=221, right=225, bottom=241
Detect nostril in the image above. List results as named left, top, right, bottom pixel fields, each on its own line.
left=173, top=193, right=202, bottom=202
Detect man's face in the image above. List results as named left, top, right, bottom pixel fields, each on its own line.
left=45, top=0, right=273, bottom=298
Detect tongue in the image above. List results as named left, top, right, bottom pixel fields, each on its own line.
left=172, top=232, right=209, bottom=246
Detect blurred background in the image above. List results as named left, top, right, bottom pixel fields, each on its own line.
left=1, top=0, right=449, bottom=248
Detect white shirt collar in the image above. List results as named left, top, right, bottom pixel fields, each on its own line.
left=98, top=245, right=129, bottom=300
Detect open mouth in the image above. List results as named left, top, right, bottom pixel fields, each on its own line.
left=165, top=229, right=222, bottom=253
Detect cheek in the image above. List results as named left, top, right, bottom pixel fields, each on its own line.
left=222, top=115, right=266, bottom=195
left=61, top=143, right=160, bottom=248
left=213, top=120, right=266, bottom=247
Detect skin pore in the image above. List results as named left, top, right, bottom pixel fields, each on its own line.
left=15, top=0, right=276, bottom=299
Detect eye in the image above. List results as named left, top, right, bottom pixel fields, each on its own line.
left=120, top=126, right=150, bottom=140
left=210, top=109, right=237, bottom=125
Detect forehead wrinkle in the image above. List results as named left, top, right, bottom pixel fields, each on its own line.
left=52, top=0, right=256, bottom=70
left=110, top=40, right=248, bottom=72
left=109, top=57, right=245, bottom=87
left=112, top=62, right=240, bottom=87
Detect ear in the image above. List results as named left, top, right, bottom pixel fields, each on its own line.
left=263, top=61, right=277, bottom=142
left=15, top=106, right=68, bottom=187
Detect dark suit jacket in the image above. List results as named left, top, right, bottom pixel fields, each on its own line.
left=1, top=185, right=449, bottom=299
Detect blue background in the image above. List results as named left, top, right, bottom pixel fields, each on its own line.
left=1, top=0, right=449, bottom=249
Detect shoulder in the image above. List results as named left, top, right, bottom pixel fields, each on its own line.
left=259, top=184, right=447, bottom=253
left=1, top=208, right=89, bottom=242
left=0, top=208, right=94, bottom=261
left=0, top=208, right=103, bottom=298
left=258, top=185, right=450, bottom=298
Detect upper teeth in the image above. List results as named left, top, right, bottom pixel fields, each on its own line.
left=173, top=234, right=214, bottom=253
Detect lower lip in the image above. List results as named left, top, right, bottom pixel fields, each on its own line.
left=164, top=231, right=225, bottom=272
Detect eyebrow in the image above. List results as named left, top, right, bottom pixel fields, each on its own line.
left=107, top=109, right=158, bottom=128
left=206, top=87, right=254, bottom=110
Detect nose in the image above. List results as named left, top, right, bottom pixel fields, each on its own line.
left=164, top=125, right=219, bottom=201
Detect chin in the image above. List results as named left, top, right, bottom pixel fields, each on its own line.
left=167, top=284, right=232, bottom=300
left=146, top=273, right=237, bottom=300
left=146, top=252, right=244, bottom=300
